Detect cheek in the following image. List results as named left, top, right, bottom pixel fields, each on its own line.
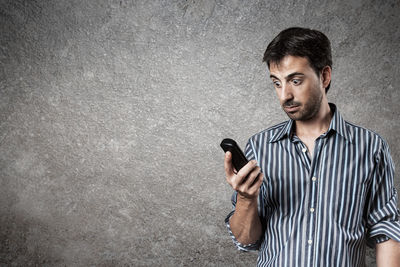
left=274, top=87, right=281, bottom=98
left=298, top=83, right=315, bottom=98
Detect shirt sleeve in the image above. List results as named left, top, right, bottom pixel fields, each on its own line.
left=224, top=138, right=266, bottom=251
left=366, top=138, right=400, bottom=248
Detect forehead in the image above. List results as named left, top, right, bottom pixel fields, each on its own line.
left=269, top=56, right=314, bottom=77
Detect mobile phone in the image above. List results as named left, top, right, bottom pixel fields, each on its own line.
left=220, top=138, right=249, bottom=171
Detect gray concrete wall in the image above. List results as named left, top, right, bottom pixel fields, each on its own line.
left=1, top=0, right=399, bottom=266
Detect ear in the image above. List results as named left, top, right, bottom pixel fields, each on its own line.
left=321, top=66, right=332, bottom=89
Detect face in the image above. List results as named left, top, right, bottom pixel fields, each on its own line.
left=269, top=56, right=325, bottom=121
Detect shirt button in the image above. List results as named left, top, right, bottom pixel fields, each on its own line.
left=312, top=177, right=317, bottom=181
left=308, top=240, right=313, bottom=245
left=302, top=148, right=307, bottom=153
left=310, top=208, right=315, bottom=212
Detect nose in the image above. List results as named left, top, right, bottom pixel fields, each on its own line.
left=280, top=82, right=293, bottom=103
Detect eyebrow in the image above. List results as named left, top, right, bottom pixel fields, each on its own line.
left=270, top=72, right=305, bottom=80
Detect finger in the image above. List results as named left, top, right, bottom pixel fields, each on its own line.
left=224, top=151, right=235, bottom=178
left=239, top=166, right=260, bottom=192
left=236, top=160, right=258, bottom=182
left=232, top=160, right=258, bottom=191
left=250, top=172, right=264, bottom=190
left=245, top=166, right=261, bottom=187
left=248, top=173, right=264, bottom=196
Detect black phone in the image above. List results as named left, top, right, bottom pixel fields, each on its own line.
left=220, top=138, right=249, bottom=171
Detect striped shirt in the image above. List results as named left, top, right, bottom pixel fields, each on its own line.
left=225, top=103, right=400, bottom=267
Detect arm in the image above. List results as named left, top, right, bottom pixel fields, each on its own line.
left=224, top=151, right=264, bottom=245
left=366, top=138, right=400, bottom=261
left=376, top=239, right=400, bottom=267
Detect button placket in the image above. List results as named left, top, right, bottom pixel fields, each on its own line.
left=306, top=139, right=324, bottom=258
left=295, top=141, right=311, bottom=172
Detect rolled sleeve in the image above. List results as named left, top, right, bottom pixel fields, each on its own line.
left=225, top=209, right=261, bottom=251
left=366, top=139, right=400, bottom=247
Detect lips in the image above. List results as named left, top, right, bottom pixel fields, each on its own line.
left=284, top=105, right=300, bottom=112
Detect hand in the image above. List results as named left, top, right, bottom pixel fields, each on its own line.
left=224, top=151, right=264, bottom=200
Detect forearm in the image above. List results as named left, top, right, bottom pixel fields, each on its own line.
left=229, top=195, right=262, bottom=244
left=376, top=239, right=400, bottom=267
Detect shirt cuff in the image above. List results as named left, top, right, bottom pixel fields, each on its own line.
left=366, top=220, right=400, bottom=248
left=224, top=210, right=261, bottom=252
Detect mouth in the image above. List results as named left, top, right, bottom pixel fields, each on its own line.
left=284, top=105, right=300, bottom=113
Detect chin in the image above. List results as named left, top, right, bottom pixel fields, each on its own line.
left=285, top=112, right=299, bottom=120
left=286, top=111, right=310, bottom=121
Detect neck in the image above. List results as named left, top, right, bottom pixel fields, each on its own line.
left=295, top=100, right=332, bottom=138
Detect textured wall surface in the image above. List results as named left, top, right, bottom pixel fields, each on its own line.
left=1, top=0, right=399, bottom=266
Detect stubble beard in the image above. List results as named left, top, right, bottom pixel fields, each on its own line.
left=284, top=88, right=323, bottom=121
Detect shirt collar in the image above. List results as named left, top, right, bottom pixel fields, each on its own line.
left=269, top=103, right=353, bottom=143
left=326, top=103, right=353, bottom=143
left=268, top=119, right=294, bottom=143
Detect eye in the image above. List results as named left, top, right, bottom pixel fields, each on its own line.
left=272, top=80, right=281, bottom=87
left=292, top=79, right=302, bottom=85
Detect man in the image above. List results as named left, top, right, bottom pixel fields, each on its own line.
left=224, top=27, right=400, bottom=266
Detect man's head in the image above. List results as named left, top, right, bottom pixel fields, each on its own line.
left=268, top=55, right=331, bottom=121
left=263, top=27, right=332, bottom=93
left=263, top=27, right=332, bottom=121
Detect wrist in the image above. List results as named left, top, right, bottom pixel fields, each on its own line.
left=237, top=193, right=258, bottom=205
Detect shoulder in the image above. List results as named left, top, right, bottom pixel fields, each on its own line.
left=247, top=120, right=289, bottom=144
left=344, top=121, right=391, bottom=160
left=244, top=121, right=289, bottom=161
left=345, top=120, right=388, bottom=147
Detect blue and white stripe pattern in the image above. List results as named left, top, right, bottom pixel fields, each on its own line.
left=225, top=103, right=400, bottom=266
